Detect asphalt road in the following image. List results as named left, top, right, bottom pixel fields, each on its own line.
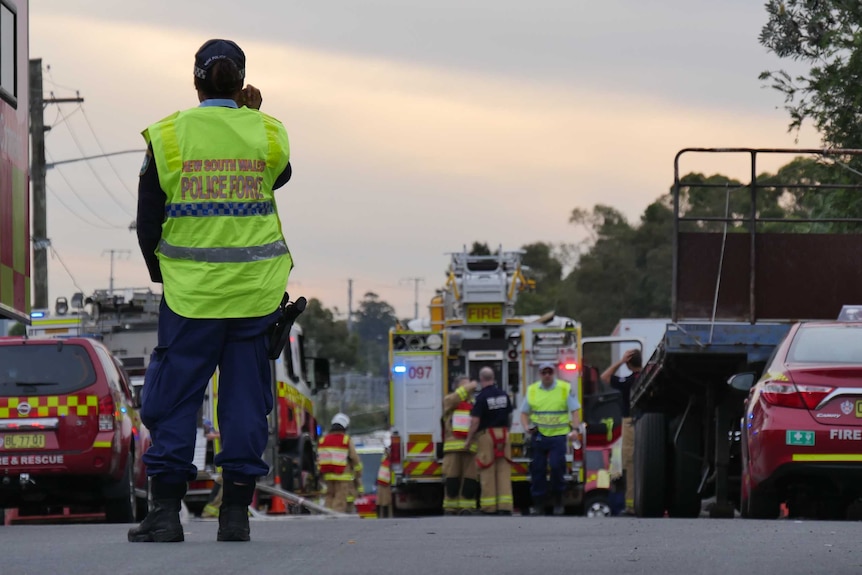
left=2, top=515, right=861, bottom=575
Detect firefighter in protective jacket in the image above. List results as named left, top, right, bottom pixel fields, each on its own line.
left=442, top=375, right=480, bottom=514
left=376, top=447, right=393, bottom=518
left=464, top=367, right=514, bottom=515
left=319, top=413, right=362, bottom=513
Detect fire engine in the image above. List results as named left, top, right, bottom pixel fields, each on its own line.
left=387, top=249, right=587, bottom=514
left=26, top=288, right=329, bottom=515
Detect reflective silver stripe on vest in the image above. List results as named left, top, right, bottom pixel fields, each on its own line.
left=158, top=239, right=288, bottom=263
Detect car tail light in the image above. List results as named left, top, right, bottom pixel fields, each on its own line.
left=389, top=432, right=401, bottom=465
left=762, top=382, right=833, bottom=410
left=98, top=396, right=115, bottom=431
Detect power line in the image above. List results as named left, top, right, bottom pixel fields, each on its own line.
left=47, top=244, right=86, bottom=295
left=43, top=64, right=78, bottom=93
left=45, top=183, right=124, bottom=230
left=46, top=150, right=126, bottom=228
left=79, top=105, right=136, bottom=199
left=54, top=104, right=135, bottom=218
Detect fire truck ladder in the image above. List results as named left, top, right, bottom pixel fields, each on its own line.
left=443, top=248, right=533, bottom=320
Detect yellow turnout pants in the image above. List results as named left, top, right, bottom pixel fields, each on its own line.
left=476, top=428, right=512, bottom=513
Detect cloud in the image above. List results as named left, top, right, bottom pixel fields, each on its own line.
left=32, top=13, right=820, bottom=318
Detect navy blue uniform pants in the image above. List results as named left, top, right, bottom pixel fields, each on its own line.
left=141, top=298, right=279, bottom=485
left=529, top=433, right=567, bottom=500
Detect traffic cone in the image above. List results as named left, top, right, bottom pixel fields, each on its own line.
left=268, top=476, right=287, bottom=515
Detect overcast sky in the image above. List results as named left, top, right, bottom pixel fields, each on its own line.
left=28, top=0, right=820, bottom=320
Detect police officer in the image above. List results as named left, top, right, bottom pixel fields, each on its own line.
left=464, top=367, right=513, bottom=516
left=128, top=38, right=293, bottom=543
left=441, top=375, right=479, bottom=515
left=520, top=362, right=581, bottom=516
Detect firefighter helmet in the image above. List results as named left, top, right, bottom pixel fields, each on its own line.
left=332, top=412, right=350, bottom=429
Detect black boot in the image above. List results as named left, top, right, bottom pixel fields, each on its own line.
left=127, top=479, right=186, bottom=543
left=217, top=480, right=255, bottom=542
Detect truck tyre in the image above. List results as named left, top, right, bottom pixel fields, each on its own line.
left=634, top=413, right=667, bottom=518
left=668, top=415, right=702, bottom=518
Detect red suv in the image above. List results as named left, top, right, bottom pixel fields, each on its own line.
left=0, top=336, right=148, bottom=522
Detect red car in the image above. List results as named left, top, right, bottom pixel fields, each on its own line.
left=734, top=321, right=862, bottom=519
left=0, top=336, right=150, bottom=522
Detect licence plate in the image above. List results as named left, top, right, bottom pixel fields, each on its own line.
left=0, top=434, right=47, bottom=450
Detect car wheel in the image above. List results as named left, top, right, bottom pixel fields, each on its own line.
left=104, top=456, right=136, bottom=523
left=746, top=484, right=780, bottom=519
left=583, top=492, right=612, bottom=517
left=634, top=413, right=667, bottom=518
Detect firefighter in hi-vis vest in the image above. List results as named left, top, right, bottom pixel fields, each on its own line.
left=376, top=447, right=393, bottom=518
left=464, top=367, right=514, bottom=516
left=129, top=38, right=293, bottom=544
left=319, top=413, right=362, bottom=513
left=442, top=375, right=480, bottom=515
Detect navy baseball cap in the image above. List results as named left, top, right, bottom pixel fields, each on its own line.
left=194, top=39, right=246, bottom=80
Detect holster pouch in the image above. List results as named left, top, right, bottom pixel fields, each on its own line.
left=266, top=293, right=308, bottom=360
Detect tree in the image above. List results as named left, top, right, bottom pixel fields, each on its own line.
left=514, top=242, right=565, bottom=315
left=559, top=205, right=643, bottom=335
left=299, top=298, right=359, bottom=370
left=760, top=1, right=862, bottom=149
left=353, top=292, right=398, bottom=376
left=8, top=322, right=25, bottom=336
left=760, top=1, right=862, bottom=222
left=469, top=242, right=491, bottom=256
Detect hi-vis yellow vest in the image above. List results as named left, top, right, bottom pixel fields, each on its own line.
left=143, top=106, right=292, bottom=318
left=526, top=380, right=572, bottom=437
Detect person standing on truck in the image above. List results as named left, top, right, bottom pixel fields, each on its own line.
left=319, top=413, right=363, bottom=513
left=520, top=362, right=581, bottom=516
left=129, top=39, right=293, bottom=544
left=441, top=374, right=480, bottom=515
left=601, top=348, right=642, bottom=515
left=464, top=367, right=514, bottom=516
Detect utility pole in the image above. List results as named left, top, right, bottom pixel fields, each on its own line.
left=102, top=249, right=130, bottom=295
left=29, top=59, right=83, bottom=309
left=347, top=278, right=353, bottom=333
left=401, top=277, right=425, bottom=320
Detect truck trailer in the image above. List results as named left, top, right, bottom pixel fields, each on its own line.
left=630, top=148, right=862, bottom=518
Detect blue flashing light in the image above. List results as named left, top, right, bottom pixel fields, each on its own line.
left=30, top=311, right=45, bottom=319
left=120, top=406, right=127, bottom=414
left=316, top=425, right=323, bottom=437
left=393, top=365, right=407, bottom=374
